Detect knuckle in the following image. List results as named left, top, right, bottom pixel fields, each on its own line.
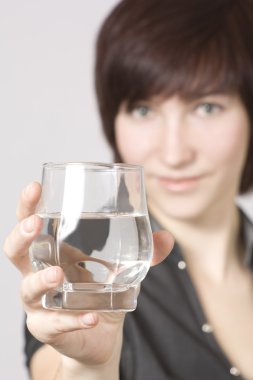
left=25, top=315, right=44, bottom=342
left=16, top=194, right=25, bottom=221
left=20, top=278, right=32, bottom=304
left=2, top=235, right=10, bottom=256
left=20, top=289, right=30, bottom=305
left=2, top=234, right=17, bottom=260
left=4, top=226, right=27, bottom=258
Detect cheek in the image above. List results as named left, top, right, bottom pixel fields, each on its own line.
left=115, top=122, right=157, bottom=164
left=116, top=137, right=139, bottom=163
left=202, top=122, right=249, bottom=171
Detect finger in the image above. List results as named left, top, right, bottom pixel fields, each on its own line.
left=16, top=182, right=41, bottom=221
left=151, top=230, right=174, bottom=266
left=3, top=215, right=43, bottom=275
left=27, top=310, right=99, bottom=346
left=21, top=266, right=64, bottom=307
left=23, top=268, right=100, bottom=342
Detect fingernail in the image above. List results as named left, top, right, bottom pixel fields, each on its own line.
left=44, top=267, right=58, bottom=283
left=81, top=313, right=97, bottom=326
left=22, top=215, right=35, bottom=234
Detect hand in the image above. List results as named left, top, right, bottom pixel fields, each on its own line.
left=3, top=182, right=174, bottom=368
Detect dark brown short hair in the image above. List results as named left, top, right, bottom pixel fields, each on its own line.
left=95, top=0, right=253, bottom=194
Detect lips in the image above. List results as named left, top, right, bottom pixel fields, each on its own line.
left=157, top=175, right=202, bottom=192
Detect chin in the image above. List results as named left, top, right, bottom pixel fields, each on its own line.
left=164, top=206, right=206, bottom=221
left=149, top=195, right=212, bottom=222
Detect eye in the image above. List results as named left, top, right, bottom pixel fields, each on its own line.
left=195, top=102, right=222, bottom=117
left=130, top=104, right=154, bottom=119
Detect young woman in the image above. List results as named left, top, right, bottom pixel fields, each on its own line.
left=4, top=0, right=253, bottom=379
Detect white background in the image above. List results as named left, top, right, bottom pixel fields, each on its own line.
left=0, top=1, right=118, bottom=379
left=0, top=1, right=252, bottom=379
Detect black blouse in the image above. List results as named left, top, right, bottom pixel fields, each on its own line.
left=24, top=210, right=253, bottom=379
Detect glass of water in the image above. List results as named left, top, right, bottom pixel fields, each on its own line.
left=29, top=162, right=153, bottom=311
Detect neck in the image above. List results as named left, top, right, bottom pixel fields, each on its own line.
left=149, top=201, right=243, bottom=282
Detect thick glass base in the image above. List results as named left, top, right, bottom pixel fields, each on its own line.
left=42, top=284, right=139, bottom=311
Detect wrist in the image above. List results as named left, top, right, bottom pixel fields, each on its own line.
left=58, top=355, right=120, bottom=380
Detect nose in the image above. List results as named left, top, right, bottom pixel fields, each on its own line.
left=159, top=118, right=195, bottom=168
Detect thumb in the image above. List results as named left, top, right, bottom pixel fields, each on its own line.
left=151, top=230, right=174, bottom=266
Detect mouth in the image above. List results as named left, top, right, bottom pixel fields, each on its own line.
left=156, top=175, right=202, bottom=192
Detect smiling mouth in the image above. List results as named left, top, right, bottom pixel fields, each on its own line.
left=157, top=176, right=202, bottom=192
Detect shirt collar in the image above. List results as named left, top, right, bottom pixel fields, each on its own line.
left=240, top=209, right=253, bottom=268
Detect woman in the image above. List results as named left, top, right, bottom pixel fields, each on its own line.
left=4, top=0, right=253, bottom=379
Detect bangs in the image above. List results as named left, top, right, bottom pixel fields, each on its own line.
left=100, top=0, right=250, bottom=108
left=111, top=34, right=244, bottom=107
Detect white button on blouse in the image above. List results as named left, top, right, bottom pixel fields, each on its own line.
left=177, top=260, right=186, bottom=270
left=230, top=366, right=240, bottom=376
left=201, top=323, right=213, bottom=333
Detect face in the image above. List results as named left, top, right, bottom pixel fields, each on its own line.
left=115, top=94, right=250, bottom=222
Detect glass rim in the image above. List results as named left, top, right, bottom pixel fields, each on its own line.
left=42, top=162, right=143, bottom=172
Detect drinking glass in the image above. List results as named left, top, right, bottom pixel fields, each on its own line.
left=29, top=162, right=153, bottom=311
